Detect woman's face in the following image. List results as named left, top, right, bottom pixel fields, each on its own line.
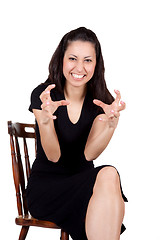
left=63, top=40, right=96, bottom=88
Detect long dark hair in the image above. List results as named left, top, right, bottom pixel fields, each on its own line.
left=45, top=27, right=114, bottom=104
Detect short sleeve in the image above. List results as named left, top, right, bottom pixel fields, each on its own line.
left=29, top=84, right=47, bottom=112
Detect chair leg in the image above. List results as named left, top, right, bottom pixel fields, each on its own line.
left=60, top=229, right=69, bottom=240
left=18, top=226, right=29, bottom=240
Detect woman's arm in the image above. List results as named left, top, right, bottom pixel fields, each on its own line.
left=33, top=109, right=61, bottom=162
left=34, top=84, right=70, bottom=162
left=84, top=90, right=125, bottom=161
left=84, top=114, right=117, bottom=161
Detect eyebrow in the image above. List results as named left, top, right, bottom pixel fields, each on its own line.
left=84, top=56, right=92, bottom=59
left=69, top=54, right=92, bottom=58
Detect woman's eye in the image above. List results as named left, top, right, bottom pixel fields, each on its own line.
left=69, top=57, right=76, bottom=61
left=85, top=59, right=92, bottom=62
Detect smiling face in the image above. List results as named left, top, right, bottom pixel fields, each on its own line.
left=63, top=40, right=96, bottom=88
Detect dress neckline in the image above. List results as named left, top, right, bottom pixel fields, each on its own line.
left=63, top=92, right=87, bottom=126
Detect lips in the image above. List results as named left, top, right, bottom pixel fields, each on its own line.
left=71, top=73, right=86, bottom=79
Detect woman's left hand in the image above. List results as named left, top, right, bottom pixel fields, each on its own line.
left=93, top=90, right=126, bottom=128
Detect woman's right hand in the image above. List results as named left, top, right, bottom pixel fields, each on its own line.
left=39, top=84, right=70, bottom=124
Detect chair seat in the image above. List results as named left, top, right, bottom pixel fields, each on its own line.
left=16, top=215, right=60, bottom=229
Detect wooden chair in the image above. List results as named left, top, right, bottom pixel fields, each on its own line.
left=7, top=121, right=69, bottom=240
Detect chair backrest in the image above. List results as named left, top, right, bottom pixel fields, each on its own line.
left=7, top=121, right=36, bottom=217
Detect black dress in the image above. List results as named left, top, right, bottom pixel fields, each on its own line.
left=26, top=84, right=128, bottom=240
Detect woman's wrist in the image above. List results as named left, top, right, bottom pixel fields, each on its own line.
left=99, top=116, right=119, bottom=130
left=39, top=110, right=54, bottom=125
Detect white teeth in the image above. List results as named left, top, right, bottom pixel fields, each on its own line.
left=72, top=73, right=85, bottom=79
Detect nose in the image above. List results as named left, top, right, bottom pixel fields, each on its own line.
left=75, top=60, right=84, bottom=73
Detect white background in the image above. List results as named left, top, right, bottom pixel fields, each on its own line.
left=1, top=0, right=160, bottom=239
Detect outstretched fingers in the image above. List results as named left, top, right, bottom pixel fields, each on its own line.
left=93, top=99, right=107, bottom=111
left=40, top=101, right=57, bottom=120
left=110, top=110, right=120, bottom=118
left=114, top=89, right=121, bottom=104
left=39, top=84, right=71, bottom=121
left=56, top=100, right=70, bottom=107
left=114, top=89, right=126, bottom=112
left=93, top=89, right=126, bottom=123
left=118, top=101, right=126, bottom=111
left=46, top=112, right=57, bottom=120
left=40, top=84, right=56, bottom=102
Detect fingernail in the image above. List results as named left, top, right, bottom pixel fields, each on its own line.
left=52, top=116, right=57, bottom=120
left=120, top=101, right=125, bottom=105
left=45, top=91, right=50, bottom=94
left=115, top=89, right=119, bottom=93
left=46, top=101, right=50, bottom=105
left=111, top=110, right=114, bottom=113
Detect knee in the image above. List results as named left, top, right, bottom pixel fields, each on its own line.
left=94, top=167, right=120, bottom=191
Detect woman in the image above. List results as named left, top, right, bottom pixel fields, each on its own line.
left=26, top=27, right=128, bottom=240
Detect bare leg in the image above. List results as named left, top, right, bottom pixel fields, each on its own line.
left=85, top=167, right=125, bottom=240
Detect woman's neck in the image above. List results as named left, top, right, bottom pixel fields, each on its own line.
left=64, top=83, right=87, bottom=102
